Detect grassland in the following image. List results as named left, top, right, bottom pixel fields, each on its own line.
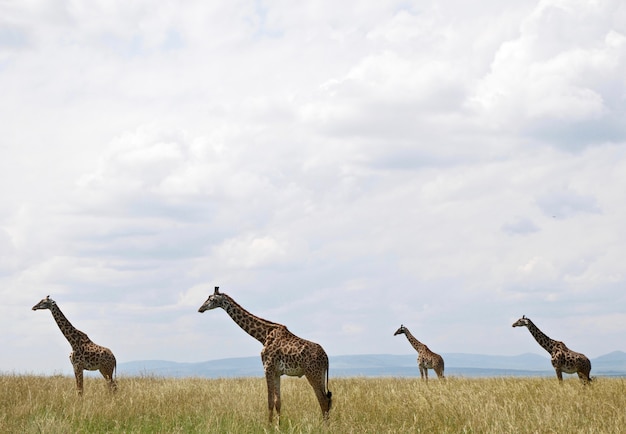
left=1, top=374, right=624, bottom=433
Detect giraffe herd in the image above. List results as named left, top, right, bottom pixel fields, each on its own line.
left=32, top=289, right=594, bottom=423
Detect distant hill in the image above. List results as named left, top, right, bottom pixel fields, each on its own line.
left=590, top=351, right=626, bottom=376
left=117, top=351, right=626, bottom=378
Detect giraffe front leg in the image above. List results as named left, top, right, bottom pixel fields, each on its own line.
left=73, top=366, right=84, bottom=395
left=555, top=368, right=563, bottom=382
left=264, top=371, right=279, bottom=423
left=419, top=363, right=429, bottom=381
left=70, top=352, right=84, bottom=396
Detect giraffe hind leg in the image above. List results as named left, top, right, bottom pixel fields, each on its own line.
left=99, top=365, right=117, bottom=392
left=305, top=372, right=332, bottom=420
left=577, top=369, right=591, bottom=385
left=274, top=376, right=281, bottom=422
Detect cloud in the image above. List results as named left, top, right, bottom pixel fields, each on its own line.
left=535, top=188, right=601, bottom=219
left=502, top=217, right=540, bottom=235
left=471, top=0, right=626, bottom=148
left=1, top=0, right=626, bottom=372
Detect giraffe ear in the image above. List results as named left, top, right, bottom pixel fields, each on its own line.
left=214, top=286, right=220, bottom=295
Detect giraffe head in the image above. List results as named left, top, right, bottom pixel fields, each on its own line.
left=32, top=295, right=56, bottom=311
left=198, top=287, right=227, bottom=313
left=512, top=315, right=530, bottom=328
left=393, top=324, right=407, bottom=336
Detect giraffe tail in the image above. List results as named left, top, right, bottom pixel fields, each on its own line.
left=326, top=366, right=332, bottom=403
left=112, top=359, right=118, bottom=390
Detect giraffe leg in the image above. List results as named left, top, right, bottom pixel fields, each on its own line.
left=274, top=375, right=281, bottom=423
left=305, top=372, right=331, bottom=420
left=423, top=366, right=429, bottom=381
left=99, top=366, right=117, bottom=393
left=581, top=361, right=592, bottom=384
left=264, top=371, right=280, bottom=423
left=70, top=352, right=84, bottom=396
left=577, top=370, right=591, bottom=385
left=555, top=368, right=563, bottom=382
left=74, top=367, right=84, bottom=395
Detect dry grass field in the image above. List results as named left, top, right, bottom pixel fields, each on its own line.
left=1, top=374, right=624, bottom=433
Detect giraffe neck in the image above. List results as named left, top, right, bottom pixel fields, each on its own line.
left=48, top=303, right=88, bottom=348
left=403, top=328, right=427, bottom=353
left=220, top=294, right=281, bottom=345
left=525, top=319, right=557, bottom=353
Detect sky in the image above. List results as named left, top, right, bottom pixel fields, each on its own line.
left=1, top=0, right=625, bottom=375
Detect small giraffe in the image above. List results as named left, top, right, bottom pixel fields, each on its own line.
left=512, top=315, right=591, bottom=384
left=32, top=296, right=117, bottom=395
left=198, top=287, right=332, bottom=423
left=394, top=324, right=445, bottom=380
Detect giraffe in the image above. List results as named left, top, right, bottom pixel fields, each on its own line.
left=394, top=324, right=445, bottom=380
left=198, top=287, right=332, bottom=423
left=512, top=315, right=591, bottom=384
left=32, top=295, right=117, bottom=395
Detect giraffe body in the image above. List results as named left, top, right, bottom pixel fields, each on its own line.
left=32, top=296, right=117, bottom=395
left=394, top=324, right=445, bottom=380
left=198, top=287, right=331, bottom=423
left=512, top=315, right=591, bottom=384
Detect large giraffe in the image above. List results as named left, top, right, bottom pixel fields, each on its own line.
left=512, top=315, right=591, bottom=384
left=32, top=296, right=117, bottom=394
left=198, top=287, right=332, bottom=423
left=394, top=324, right=445, bottom=380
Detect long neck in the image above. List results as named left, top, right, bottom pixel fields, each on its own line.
left=221, top=294, right=280, bottom=345
left=49, top=303, right=88, bottom=348
left=403, top=328, right=427, bottom=353
left=525, top=320, right=557, bottom=353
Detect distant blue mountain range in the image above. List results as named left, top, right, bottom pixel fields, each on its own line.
left=117, top=351, right=626, bottom=378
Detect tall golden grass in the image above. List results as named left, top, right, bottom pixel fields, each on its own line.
left=1, top=374, right=624, bottom=433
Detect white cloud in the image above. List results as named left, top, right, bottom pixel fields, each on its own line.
left=213, top=233, right=300, bottom=269
left=1, top=0, right=625, bottom=373
left=471, top=0, right=626, bottom=146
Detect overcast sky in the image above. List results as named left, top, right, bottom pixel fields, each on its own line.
left=1, top=0, right=625, bottom=375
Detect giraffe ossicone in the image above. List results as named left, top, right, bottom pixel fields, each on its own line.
left=198, top=286, right=332, bottom=423
left=32, top=295, right=117, bottom=395
left=394, top=324, right=445, bottom=380
left=512, top=315, right=591, bottom=384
